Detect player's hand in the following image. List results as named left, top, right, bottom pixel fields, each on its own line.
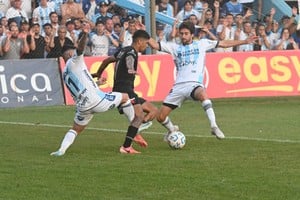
left=96, top=77, right=107, bottom=86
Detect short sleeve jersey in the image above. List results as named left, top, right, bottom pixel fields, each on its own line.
left=63, top=53, right=106, bottom=111
left=160, top=39, right=218, bottom=84
left=112, top=46, right=138, bottom=93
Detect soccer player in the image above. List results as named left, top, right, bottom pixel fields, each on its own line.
left=50, top=22, right=141, bottom=155
left=148, top=21, right=258, bottom=140
left=92, top=30, right=158, bottom=148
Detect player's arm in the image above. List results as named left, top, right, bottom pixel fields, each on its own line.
left=76, top=22, right=90, bottom=55
left=218, top=35, right=258, bottom=48
left=92, top=56, right=116, bottom=79
left=148, top=38, right=160, bottom=50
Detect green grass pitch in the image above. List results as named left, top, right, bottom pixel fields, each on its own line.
left=0, top=97, right=300, bottom=200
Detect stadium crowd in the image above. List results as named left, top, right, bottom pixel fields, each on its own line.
left=0, top=0, right=299, bottom=60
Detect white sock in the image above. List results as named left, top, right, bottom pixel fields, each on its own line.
left=120, top=100, right=135, bottom=122
left=58, top=129, right=77, bottom=153
left=202, top=99, right=217, bottom=128
left=161, top=116, right=176, bottom=132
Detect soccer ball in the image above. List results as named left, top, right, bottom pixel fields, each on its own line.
left=167, top=131, right=186, bottom=149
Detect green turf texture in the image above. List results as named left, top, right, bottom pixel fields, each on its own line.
left=0, top=97, right=300, bottom=200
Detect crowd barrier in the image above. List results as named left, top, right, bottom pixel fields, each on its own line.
left=0, top=50, right=299, bottom=108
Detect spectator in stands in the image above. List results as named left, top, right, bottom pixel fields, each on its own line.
left=176, top=0, right=187, bottom=15
left=199, top=1, right=220, bottom=29
left=43, top=23, right=54, bottom=57
left=292, top=28, right=300, bottom=49
left=215, top=13, right=235, bottom=52
left=104, top=18, right=120, bottom=55
left=61, top=0, right=86, bottom=25
left=193, top=0, right=204, bottom=14
left=23, top=23, right=46, bottom=58
left=65, top=18, right=78, bottom=45
left=82, top=0, right=101, bottom=21
left=156, top=0, right=174, bottom=37
left=32, top=0, right=54, bottom=29
left=236, top=20, right=255, bottom=51
left=113, top=22, right=122, bottom=37
left=221, top=0, right=243, bottom=17
left=46, top=25, right=74, bottom=58
left=201, top=19, right=217, bottom=41
left=0, top=0, right=10, bottom=17
left=156, top=22, right=167, bottom=42
left=188, top=14, right=199, bottom=35
left=156, top=0, right=174, bottom=17
left=73, top=18, right=83, bottom=36
left=48, top=0, right=64, bottom=19
left=281, top=7, right=298, bottom=30
left=91, top=0, right=112, bottom=24
left=49, top=11, right=60, bottom=36
left=176, top=0, right=201, bottom=22
left=19, top=18, right=30, bottom=36
left=111, top=14, right=121, bottom=25
left=6, top=0, right=29, bottom=28
left=119, top=18, right=137, bottom=47
left=89, top=20, right=109, bottom=56
left=21, top=0, right=34, bottom=22
left=1, top=24, right=29, bottom=59
left=275, top=28, right=299, bottom=50
left=256, top=23, right=271, bottom=51
left=269, top=20, right=282, bottom=50
left=0, top=16, right=8, bottom=31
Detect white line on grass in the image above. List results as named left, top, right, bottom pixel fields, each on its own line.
left=0, top=120, right=299, bottom=144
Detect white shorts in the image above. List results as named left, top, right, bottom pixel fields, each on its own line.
left=163, top=82, right=203, bottom=107
left=74, top=92, right=123, bottom=126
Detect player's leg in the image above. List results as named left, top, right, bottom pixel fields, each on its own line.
left=141, top=100, right=158, bottom=122
left=120, top=103, right=144, bottom=153
left=192, top=86, right=225, bottom=139
left=157, top=85, right=183, bottom=135
left=50, top=112, right=91, bottom=156
left=136, top=99, right=157, bottom=133
left=133, top=99, right=157, bottom=147
left=119, top=93, right=135, bottom=122
left=157, top=104, right=179, bottom=141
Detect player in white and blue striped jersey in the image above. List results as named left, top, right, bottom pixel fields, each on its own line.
left=148, top=21, right=258, bottom=140
left=51, top=22, right=141, bottom=156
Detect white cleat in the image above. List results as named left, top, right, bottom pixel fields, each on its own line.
left=163, top=125, right=179, bottom=142
left=211, top=127, right=225, bottom=139
left=138, top=121, right=153, bottom=133
left=50, top=150, right=65, bottom=157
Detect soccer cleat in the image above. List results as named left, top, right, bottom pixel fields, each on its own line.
left=119, top=146, right=141, bottom=154
left=137, top=121, right=153, bottom=133
left=50, top=150, right=65, bottom=157
left=133, top=134, right=148, bottom=147
left=211, top=127, right=225, bottom=139
left=163, top=125, right=179, bottom=142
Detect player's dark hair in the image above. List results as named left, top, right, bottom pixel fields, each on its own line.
left=179, top=21, right=195, bottom=34
left=132, top=30, right=150, bottom=43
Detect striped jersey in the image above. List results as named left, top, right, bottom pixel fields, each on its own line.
left=159, top=39, right=218, bottom=84
left=63, top=53, right=106, bottom=111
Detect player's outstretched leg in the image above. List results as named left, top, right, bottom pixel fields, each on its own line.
left=202, top=99, right=225, bottom=139
left=50, top=129, right=78, bottom=156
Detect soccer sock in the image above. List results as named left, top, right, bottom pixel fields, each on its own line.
left=120, top=100, right=135, bottom=122
left=202, top=99, right=217, bottom=128
left=58, top=129, right=77, bottom=153
left=123, top=125, right=138, bottom=148
left=161, top=116, right=176, bottom=132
